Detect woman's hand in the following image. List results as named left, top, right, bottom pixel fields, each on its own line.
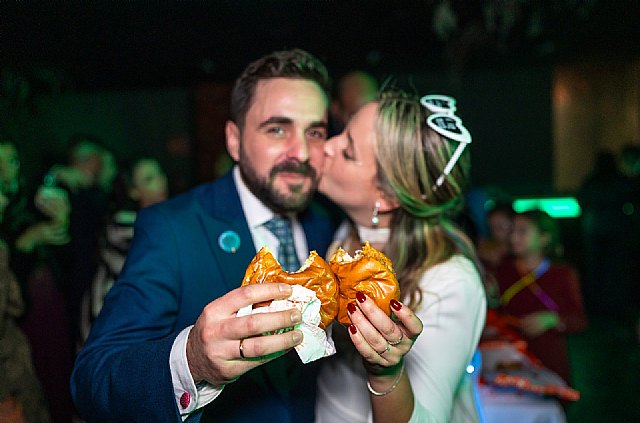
left=346, top=291, right=423, bottom=371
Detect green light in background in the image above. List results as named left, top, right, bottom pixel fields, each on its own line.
left=512, top=197, right=581, bottom=218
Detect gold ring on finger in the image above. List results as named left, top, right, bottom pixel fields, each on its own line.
left=377, top=342, right=391, bottom=355
left=239, top=338, right=246, bottom=359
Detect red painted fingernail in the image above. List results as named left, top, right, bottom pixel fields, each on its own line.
left=356, top=292, right=366, bottom=303
left=348, top=324, right=357, bottom=334
left=390, top=299, right=402, bottom=311
left=347, top=302, right=357, bottom=314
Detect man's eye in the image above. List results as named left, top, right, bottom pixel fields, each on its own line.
left=267, top=127, right=285, bottom=136
left=307, top=129, right=327, bottom=140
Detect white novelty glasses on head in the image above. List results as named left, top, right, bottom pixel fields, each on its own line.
left=420, top=94, right=457, bottom=115
left=420, top=95, right=472, bottom=188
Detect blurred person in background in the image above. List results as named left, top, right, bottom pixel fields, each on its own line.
left=0, top=137, right=74, bottom=423
left=477, top=201, right=515, bottom=308
left=79, top=156, right=168, bottom=345
left=578, top=149, right=635, bottom=318
left=329, top=70, right=378, bottom=136
left=0, top=189, right=52, bottom=423
left=477, top=202, right=514, bottom=271
left=494, top=210, right=587, bottom=384
left=44, top=134, right=117, bottom=348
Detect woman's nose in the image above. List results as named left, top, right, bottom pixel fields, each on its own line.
left=323, top=138, right=336, bottom=157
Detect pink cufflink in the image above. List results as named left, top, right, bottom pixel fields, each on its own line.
left=180, top=392, right=190, bottom=409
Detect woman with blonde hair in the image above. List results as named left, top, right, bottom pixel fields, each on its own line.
left=316, top=92, right=486, bottom=422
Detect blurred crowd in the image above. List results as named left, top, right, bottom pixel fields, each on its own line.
left=1, top=68, right=638, bottom=422
left=0, top=135, right=168, bottom=422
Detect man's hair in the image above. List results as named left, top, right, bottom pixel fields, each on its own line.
left=230, top=49, right=331, bottom=130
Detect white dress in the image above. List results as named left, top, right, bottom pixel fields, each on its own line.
left=315, top=255, right=487, bottom=423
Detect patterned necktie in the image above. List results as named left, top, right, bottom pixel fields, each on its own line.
left=264, top=215, right=300, bottom=272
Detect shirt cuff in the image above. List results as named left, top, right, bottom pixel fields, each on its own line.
left=170, top=325, right=224, bottom=420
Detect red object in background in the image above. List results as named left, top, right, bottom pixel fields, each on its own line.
left=479, top=309, right=580, bottom=402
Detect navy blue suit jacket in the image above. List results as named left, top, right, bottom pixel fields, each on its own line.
left=71, top=172, right=339, bottom=422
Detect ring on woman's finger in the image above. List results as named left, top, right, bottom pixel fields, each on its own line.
left=377, top=342, right=391, bottom=355
left=239, top=338, right=246, bottom=359
left=388, top=332, right=404, bottom=346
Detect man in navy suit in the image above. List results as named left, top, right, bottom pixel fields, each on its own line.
left=71, top=49, right=339, bottom=422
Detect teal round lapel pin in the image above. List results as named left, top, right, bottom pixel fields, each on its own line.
left=218, top=230, right=240, bottom=253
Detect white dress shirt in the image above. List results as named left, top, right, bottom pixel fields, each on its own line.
left=170, top=166, right=308, bottom=419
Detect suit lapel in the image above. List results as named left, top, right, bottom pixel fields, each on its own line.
left=196, top=173, right=255, bottom=293
left=193, top=174, right=277, bottom=396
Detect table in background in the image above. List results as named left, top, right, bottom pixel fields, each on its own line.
left=479, top=385, right=566, bottom=423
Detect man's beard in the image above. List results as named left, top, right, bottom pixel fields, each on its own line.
left=239, top=148, right=318, bottom=214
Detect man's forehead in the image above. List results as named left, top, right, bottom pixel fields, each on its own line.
left=249, top=78, right=328, bottom=122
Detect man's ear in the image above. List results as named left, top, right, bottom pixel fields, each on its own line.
left=225, top=120, right=241, bottom=162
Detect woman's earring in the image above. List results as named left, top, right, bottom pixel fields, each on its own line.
left=371, top=201, right=380, bottom=227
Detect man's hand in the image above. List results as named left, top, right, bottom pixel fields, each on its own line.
left=186, top=283, right=303, bottom=387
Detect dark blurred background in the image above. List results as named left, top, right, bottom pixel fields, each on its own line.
left=2, top=1, right=639, bottom=191
left=2, top=2, right=639, bottom=421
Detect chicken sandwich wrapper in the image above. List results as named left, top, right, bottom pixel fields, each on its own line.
left=237, top=285, right=336, bottom=363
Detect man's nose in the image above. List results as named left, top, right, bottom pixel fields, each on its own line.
left=287, top=132, right=311, bottom=162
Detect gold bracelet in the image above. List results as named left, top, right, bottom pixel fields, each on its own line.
left=367, top=364, right=405, bottom=396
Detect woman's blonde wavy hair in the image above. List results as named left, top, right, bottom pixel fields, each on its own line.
left=373, top=91, right=479, bottom=309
